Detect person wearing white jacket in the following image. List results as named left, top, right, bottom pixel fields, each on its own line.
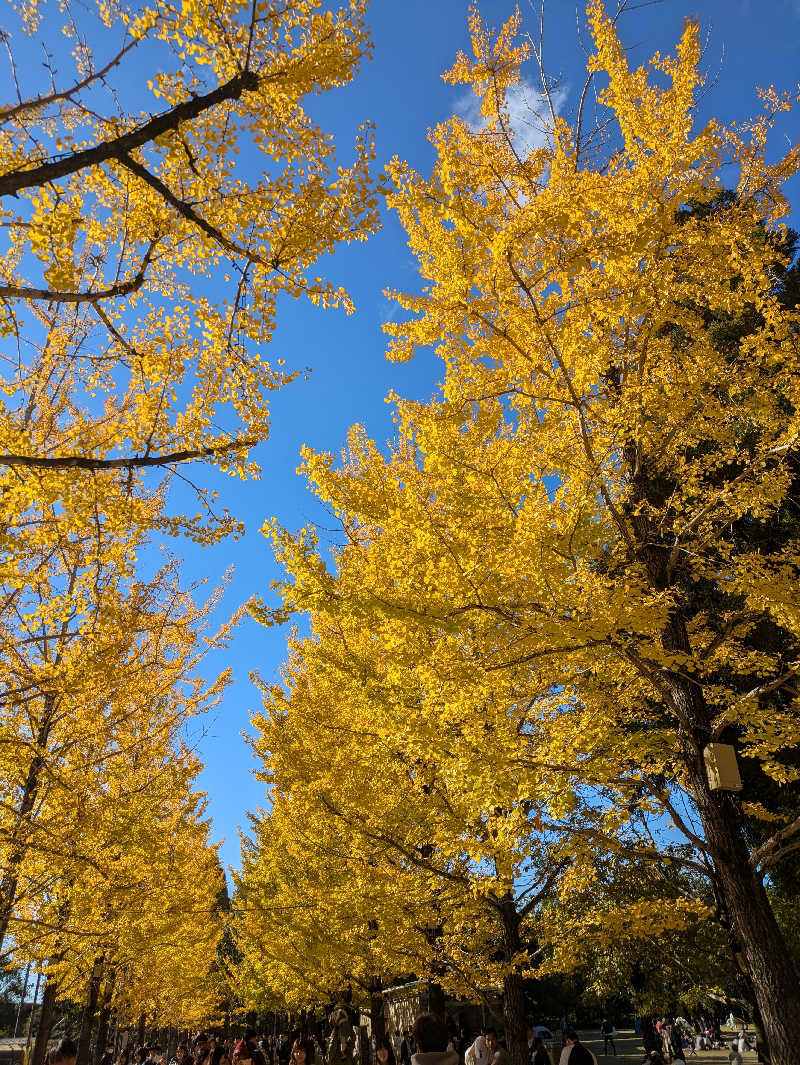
left=464, top=1036, right=491, bottom=1065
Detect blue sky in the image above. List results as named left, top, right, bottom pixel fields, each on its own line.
left=135, top=0, right=800, bottom=873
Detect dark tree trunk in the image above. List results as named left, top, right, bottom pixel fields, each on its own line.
left=422, top=921, right=446, bottom=1020
left=687, top=765, right=796, bottom=1065
left=369, top=979, right=385, bottom=1046
left=32, top=980, right=57, bottom=1065
left=427, top=982, right=446, bottom=1020
left=93, top=1008, right=110, bottom=1065
left=498, top=895, right=528, bottom=1065
left=0, top=696, right=56, bottom=953
left=77, top=962, right=103, bottom=1065
left=136, top=1015, right=146, bottom=1048
left=93, top=971, right=116, bottom=1065
left=627, top=471, right=800, bottom=1065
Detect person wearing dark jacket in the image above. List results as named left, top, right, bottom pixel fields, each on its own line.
left=530, top=1039, right=551, bottom=1065
left=277, top=1035, right=292, bottom=1065
left=243, top=1032, right=267, bottom=1065
left=557, top=1030, right=596, bottom=1065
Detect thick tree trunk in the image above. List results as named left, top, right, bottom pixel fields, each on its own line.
left=687, top=765, right=796, bottom=1065
left=94, top=1006, right=111, bottom=1065
left=93, top=971, right=116, bottom=1065
left=0, top=696, right=56, bottom=953
left=498, top=896, right=528, bottom=1065
left=721, top=926, right=771, bottom=1064
left=32, top=980, right=57, bottom=1065
left=369, top=979, right=385, bottom=1046
left=77, top=962, right=103, bottom=1065
left=427, top=982, right=446, bottom=1020
left=627, top=466, right=800, bottom=1065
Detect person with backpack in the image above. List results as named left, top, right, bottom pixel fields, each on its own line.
left=557, top=1030, right=596, bottom=1065
left=600, top=1020, right=615, bottom=1058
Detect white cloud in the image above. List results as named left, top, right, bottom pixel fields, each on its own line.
left=456, top=78, right=569, bottom=158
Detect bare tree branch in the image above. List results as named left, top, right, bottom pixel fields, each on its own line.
left=751, top=811, right=800, bottom=873
left=0, top=36, right=142, bottom=125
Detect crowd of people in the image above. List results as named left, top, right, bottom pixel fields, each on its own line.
left=44, top=1006, right=757, bottom=1065
left=635, top=1015, right=756, bottom=1064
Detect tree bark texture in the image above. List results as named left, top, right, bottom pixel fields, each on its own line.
left=32, top=980, right=57, bottom=1065
left=427, top=982, right=446, bottom=1021
left=498, top=895, right=528, bottom=1065
left=0, top=696, right=56, bottom=953
left=369, top=979, right=385, bottom=1046
left=77, top=963, right=102, bottom=1065
left=628, top=469, right=800, bottom=1065
left=93, top=971, right=116, bottom=1065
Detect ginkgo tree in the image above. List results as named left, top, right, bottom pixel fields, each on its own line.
left=1, top=548, right=235, bottom=1059
left=249, top=5, right=800, bottom=1063
left=1, top=0, right=379, bottom=1036
left=0, top=478, right=238, bottom=1053
left=15, top=721, right=228, bottom=1064
left=0, top=513, right=235, bottom=955
left=0, top=0, right=379, bottom=558
left=235, top=622, right=568, bottom=1061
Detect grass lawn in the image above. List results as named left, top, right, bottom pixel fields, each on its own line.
left=554, top=1028, right=758, bottom=1064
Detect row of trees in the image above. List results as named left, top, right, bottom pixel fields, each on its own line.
left=1, top=0, right=381, bottom=1050
left=233, top=6, right=800, bottom=1065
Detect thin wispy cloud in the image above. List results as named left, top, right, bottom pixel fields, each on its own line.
left=456, top=78, right=569, bottom=157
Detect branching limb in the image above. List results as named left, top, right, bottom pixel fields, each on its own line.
left=0, top=437, right=255, bottom=472
left=115, top=153, right=265, bottom=263
left=751, top=811, right=800, bottom=873
left=0, top=68, right=259, bottom=199
left=0, top=36, right=142, bottom=125
left=0, top=240, right=157, bottom=303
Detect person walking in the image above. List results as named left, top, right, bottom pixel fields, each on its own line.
left=207, top=1046, right=231, bottom=1065
left=328, top=1011, right=355, bottom=1065
left=557, top=1030, right=596, bottom=1065
left=291, top=1039, right=316, bottom=1065
left=600, top=1021, right=615, bottom=1058
left=278, top=1035, right=293, bottom=1065
left=193, top=1036, right=210, bottom=1065
left=48, top=1040, right=78, bottom=1065
left=483, top=1031, right=509, bottom=1065
left=171, top=1044, right=191, bottom=1065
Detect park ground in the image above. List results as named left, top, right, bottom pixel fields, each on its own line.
left=575, top=1028, right=757, bottom=1063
